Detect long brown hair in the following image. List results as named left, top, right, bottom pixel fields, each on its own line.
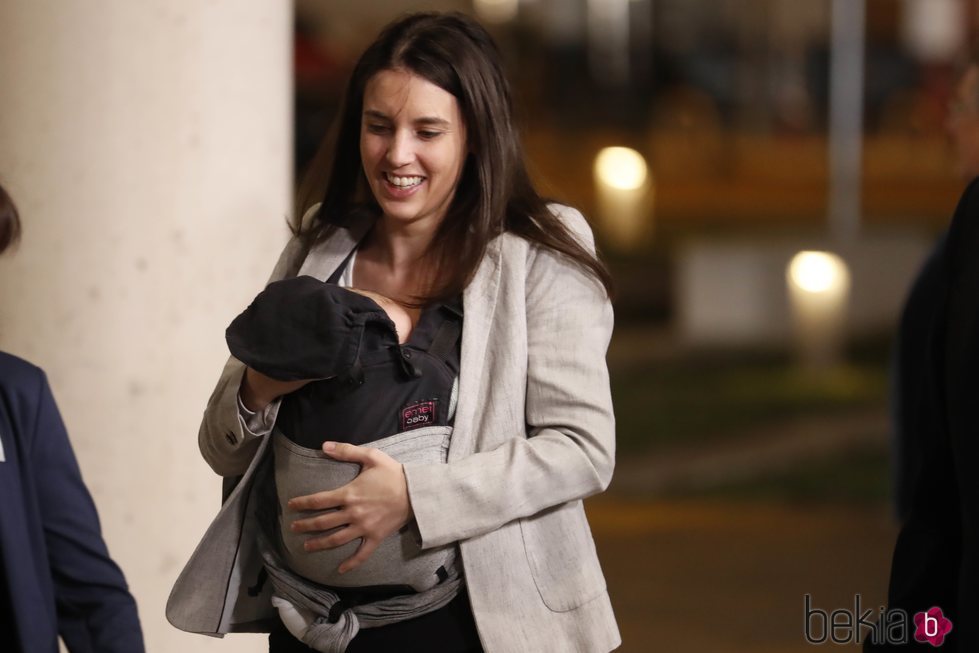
left=0, top=184, right=22, bottom=255
left=296, top=12, right=614, bottom=303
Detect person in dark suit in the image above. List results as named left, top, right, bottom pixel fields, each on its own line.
left=891, top=233, right=946, bottom=522
left=892, top=57, right=979, bottom=522
left=871, top=57, right=979, bottom=647
left=867, top=177, right=979, bottom=651
left=0, top=184, right=144, bottom=652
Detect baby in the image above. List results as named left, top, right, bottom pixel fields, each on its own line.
left=225, top=275, right=461, bottom=594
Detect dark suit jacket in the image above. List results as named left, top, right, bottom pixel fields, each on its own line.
left=871, top=177, right=979, bottom=651
left=0, top=351, right=144, bottom=652
left=892, top=229, right=947, bottom=521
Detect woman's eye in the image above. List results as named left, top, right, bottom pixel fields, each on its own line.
left=418, top=131, right=442, bottom=139
left=366, top=123, right=390, bottom=134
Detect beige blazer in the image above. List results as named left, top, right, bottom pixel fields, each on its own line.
left=171, top=204, right=621, bottom=652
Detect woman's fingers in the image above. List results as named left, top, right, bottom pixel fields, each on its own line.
left=298, top=515, right=381, bottom=573
left=338, top=537, right=381, bottom=574
left=291, top=507, right=349, bottom=534
left=321, top=441, right=380, bottom=464
left=303, top=524, right=364, bottom=553
left=288, top=446, right=410, bottom=573
left=288, top=489, right=342, bottom=512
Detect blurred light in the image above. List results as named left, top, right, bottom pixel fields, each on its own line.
left=474, top=0, right=518, bottom=24
left=593, top=147, right=653, bottom=251
left=787, top=251, right=848, bottom=294
left=787, top=250, right=850, bottom=370
left=902, top=0, right=965, bottom=62
left=594, top=147, right=647, bottom=190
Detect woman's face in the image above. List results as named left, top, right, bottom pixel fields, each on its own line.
left=360, top=69, right=468, bottom=230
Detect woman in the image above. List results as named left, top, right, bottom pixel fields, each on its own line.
left=0, top=184, right=145, bottom=652
left=169, top=12, right=620, bottom=652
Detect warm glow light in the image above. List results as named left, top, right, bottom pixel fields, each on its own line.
left=788, top=251, right=848, bottom=294
left=474, top=0, right=518, bottom=24
left=594, top=147, right=648, bottom=190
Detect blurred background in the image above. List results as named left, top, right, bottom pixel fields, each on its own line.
left=0, top=0, right=974, bottom=651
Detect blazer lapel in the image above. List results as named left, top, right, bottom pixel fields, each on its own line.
left=451, top=237, right=503, bottom=461
left=297, top=214, right=376, bottom=281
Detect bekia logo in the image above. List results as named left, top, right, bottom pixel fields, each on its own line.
left=804, top=595, right=953, bottom=647
left=914, top=607, right=952, bottom=647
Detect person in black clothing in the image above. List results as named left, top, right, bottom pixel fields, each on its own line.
left=871, top=57, right=979, bottom=649
left=892, top=54, right=979, bottom=521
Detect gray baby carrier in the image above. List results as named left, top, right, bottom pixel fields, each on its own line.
left=225, top=274, right=464, bottom=651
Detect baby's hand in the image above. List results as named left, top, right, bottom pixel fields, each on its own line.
left=348, top=288, right=413, bottom=344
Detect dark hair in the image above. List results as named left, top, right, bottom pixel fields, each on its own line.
left=0, top=184, right=21, bottom=255
left=296, top=11, right=613, bottom=304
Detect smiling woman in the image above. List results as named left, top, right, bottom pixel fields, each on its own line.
left=359, top=70, right=468, bottom=230
left=169, top=12, right=619, bottom=653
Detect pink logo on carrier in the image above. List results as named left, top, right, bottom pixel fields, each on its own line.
left=401, top=399, right=437, bottom=431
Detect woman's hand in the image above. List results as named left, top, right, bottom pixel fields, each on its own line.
left=288, top=442, right=414, bottom=574
left=240, top=367, right=311, bottom=412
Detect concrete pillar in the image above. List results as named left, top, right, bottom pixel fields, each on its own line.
left=0, top=2, right=291, bottom=651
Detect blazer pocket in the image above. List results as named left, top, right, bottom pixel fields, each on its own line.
left=520, top=499, right=607, bottom=612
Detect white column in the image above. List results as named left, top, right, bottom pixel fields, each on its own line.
left=0, top=2, right=291, bottom=651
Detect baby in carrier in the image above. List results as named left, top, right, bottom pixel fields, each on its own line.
left=225, top=271, right=463, bottom=650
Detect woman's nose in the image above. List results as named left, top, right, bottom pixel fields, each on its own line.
left=385, top=130, right=414, bottom=167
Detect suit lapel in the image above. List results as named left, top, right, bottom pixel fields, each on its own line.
left=451, top=237, right=503, bottom=461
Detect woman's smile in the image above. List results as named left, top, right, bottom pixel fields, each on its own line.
left=360, top=69, right=467, bottom=229
left=380, top=172, right=426, bottom=198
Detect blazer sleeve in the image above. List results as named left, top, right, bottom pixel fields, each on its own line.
left=198, top=233, right=307, bottom=477
left=29, top=370, right=145, bottom=653
left=403, top=207, right=615, bottom=548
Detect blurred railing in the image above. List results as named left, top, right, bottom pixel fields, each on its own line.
left=525, top=130, right=962, bottom=228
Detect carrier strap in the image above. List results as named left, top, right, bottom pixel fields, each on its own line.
left=427, top=317, right=461, bottom=363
